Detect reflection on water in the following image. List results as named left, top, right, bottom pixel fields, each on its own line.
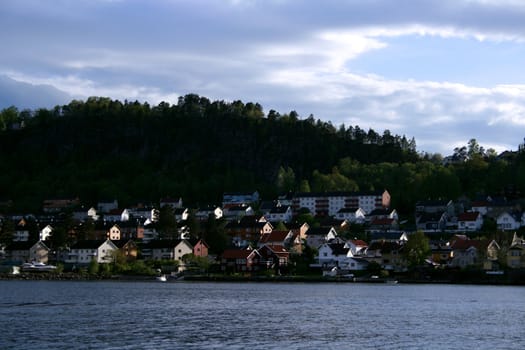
left=1, top=281, right=524, bottom=349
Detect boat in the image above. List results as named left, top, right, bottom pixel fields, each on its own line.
left=21, top=262, right=57, bottom=272
left=156, top=274, right=167, bottom=282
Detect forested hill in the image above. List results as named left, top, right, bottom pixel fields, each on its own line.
left=0, top=95, right=524, bottom=213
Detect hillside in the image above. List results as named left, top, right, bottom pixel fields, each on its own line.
left=0, top=95, right=523, bottom=213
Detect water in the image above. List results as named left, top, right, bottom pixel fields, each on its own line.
left=1, top=281, right=524, bottom=349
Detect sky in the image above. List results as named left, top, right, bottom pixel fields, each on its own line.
left=1, top=0, right=525, bottom=156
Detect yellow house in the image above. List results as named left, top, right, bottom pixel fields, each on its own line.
left=507, top=245, right=525, bottom=269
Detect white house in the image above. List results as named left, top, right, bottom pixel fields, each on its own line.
left=224, top=205, right=254, bottom=219
left=105, top=209, right=130, bottom=222
left=345, top=239, right=368, bottom=256
left=195, top=206, right=223, bottom=221
left=174, top=208, right=189, bottom=222
left=496, top=212, right=521, bottom=231
left=457, top=212, right=484, bottom=232
left=39, top=225, right=53, bottom=241
left=305, top=227, right=340, bottom=248
left=265, top=206, right=293, bottom=223
left=335, top=207, right=366, bottom=223
left=143, top=239, right=193, bottom=261
left=67, top=239, right=118, bottom=264
left=317, top=243, right=369, bottom=271
left=73, top=207, right=99, bottom=221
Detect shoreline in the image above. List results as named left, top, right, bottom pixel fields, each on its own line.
left=2, top=272, right=525, bottom=286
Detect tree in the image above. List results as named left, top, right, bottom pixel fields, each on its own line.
left=276, top=166, right=296, bottom=193
left=157, top=205, right=178, bottom=239
left=0, top=219, right=15, bottom=246
left=403, top=231, right=430, bottom=268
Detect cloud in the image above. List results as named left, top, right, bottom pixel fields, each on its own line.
left=1, top=0, right=525, bottom=155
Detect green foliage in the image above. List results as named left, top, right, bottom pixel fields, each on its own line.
left=88, top=259, right=99, bottom=275
left=0, top=96, right=522, bottom=218
left=403, top=231, right=431, bottom=268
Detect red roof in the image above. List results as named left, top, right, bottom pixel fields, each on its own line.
left=259, top=230, right=289, bottom=243
left=451, top=239, right=485, bottom=250
left=350, top=239, right=368, bottom=247
left=370, top=218, right=395, bottom=225
left=458, top=212, right=480, bottom=222
left=221, top=249, right=254, bottom=259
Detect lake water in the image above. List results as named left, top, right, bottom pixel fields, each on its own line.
left=1, top=281, right=524, bottom=349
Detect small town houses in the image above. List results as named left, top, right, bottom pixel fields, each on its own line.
left=2, top=190, right=525, bottom=276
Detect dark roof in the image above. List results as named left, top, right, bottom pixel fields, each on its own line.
left=221, top=248, right=259, bottom=259
left=70, top=240, right=109, bottom=249
left=259, top=230, right=289, bottom=243
left=368, top=208, right=393, bottom=216
left=415, top=199, right=452, bottom=207
left=337, top=207, right=361, bottom=213
left=294, top=191, right=385, bottom=198
left=306, top=227, right=334, bottom=236
left=111, top=239, right=136, bottom=248
left=143, top=239, right=186, bottom=249
left=328, top=243, right=349, bottom=256
left=269, top=206, right=290, bottom=214
left=457, top=212, right=480, bottom=222
left=367, top=240, right=403, bottom=253
left=6, top=241, right=45, bottom=250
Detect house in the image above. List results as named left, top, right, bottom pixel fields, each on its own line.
left=415, top=199, right=455, bottom=216
left=334, top=207, right=366, bottom=223
left=190, top=239, right=209, bottom=257
left=449, top=238, right=484, bottom=269
left=224, top=204, right=254, bottom=220
left=160, top=197, right=183, bottom=210
left=365, top=240, right=405, bottom=271
left=496, top=211, right=521, bottom=231
left=317, top=242, right=369, bottom=271
left=367, top=208, right=398, bottom=222
left=415, top=212, right=448, bottom=232
left=104, top=208, right=130, bottom=222
left=13, top=219, right=30, bottom=242
left=142, top=239, right=193, bottom=261
left=67, top=239, right=118, bottom=264
left=286, top=222, right=310, bottom=243
left=292, top=190, right=390, bottom=216
left=129, top=205, right=157, bottom=222
left=73, top=207, right=99, bottom=222
left=142, top=222, right=159, bottom=242
left=106, top=224, right=121, bottom=240
left=507, top=245, right=525, bottom=269
left=484, top=240, right=501, bottom=271
left=38, top=224, right=53, bottom=241
left=222, top=191, right=260, bottom=207
left=258, top=244, right=289, bottom=272
left=471, top=201, right=489, bottom=216
left=174, top=208, right=189, bottom=222
left=317, top=242, right=350, bottom=268
left=225, top=216, right=273, bottom=248
left=5, top=240, right=50, bottom=264
left=345, top=239, right=368, bottom=256
left=429, top=241, right=453, bottom=266
left=112, top=239, right=138, bottom=261
left=305, top=226, right=339, bottom=248
left=195, top=205, right=223, bottom=221
left=42, top=198, right=80, bottom=213
left=258, top=230, right=294, bottom=248
left=368, top=218, right=399, bottom=232
left=265, top=205, right=293, bottom=223
left=220, top=248, right=261, bottom=273
left=457, top=212, right=483, bottom=232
